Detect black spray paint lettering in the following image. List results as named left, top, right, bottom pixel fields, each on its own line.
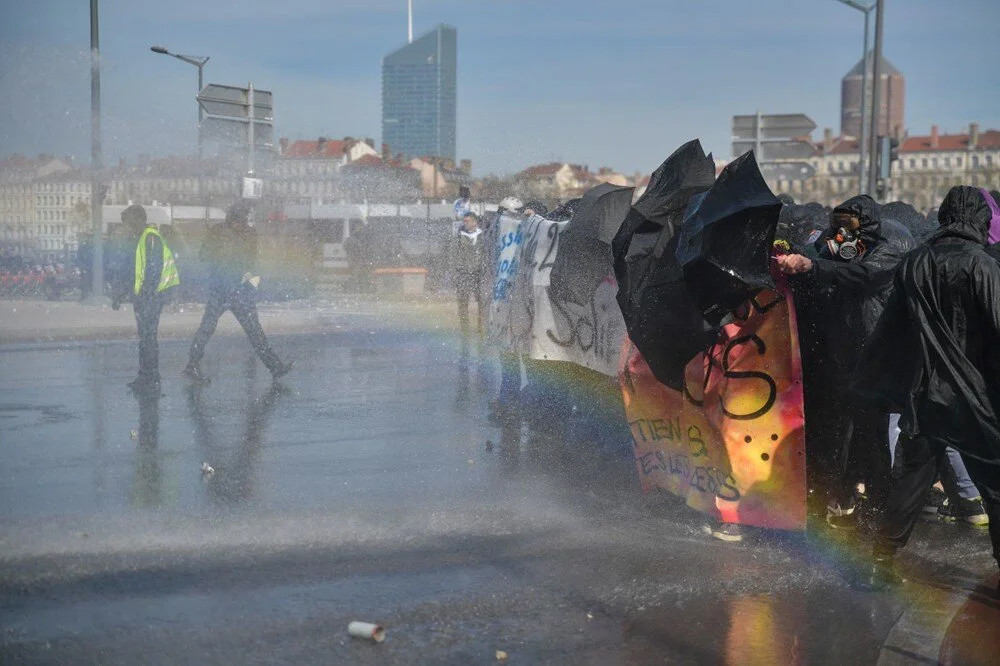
left=635, top=450, right=740, bottom=502
left=719, top=334, right=777, bottom=421
left=545, top=289, right=618, bottom=365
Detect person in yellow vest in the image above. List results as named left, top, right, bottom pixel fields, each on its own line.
left=128, top=205, right=179, bottom=393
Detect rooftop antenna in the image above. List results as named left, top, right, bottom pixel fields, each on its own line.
left=408, top=0, right=413, bottom=43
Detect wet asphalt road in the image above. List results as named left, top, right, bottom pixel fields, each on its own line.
left=1, top=312, right=997, bottom=664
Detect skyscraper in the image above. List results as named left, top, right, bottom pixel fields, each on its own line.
left=382, top=24, right=457, bottom=161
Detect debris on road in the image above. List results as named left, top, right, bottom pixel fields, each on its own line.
left=496, top=649, right=508, bottom=661
left=129, top=429, right=138, bottom=440
left=347, top=621, right=385, bottom=643
left=201, top=462, right=215, bottom=476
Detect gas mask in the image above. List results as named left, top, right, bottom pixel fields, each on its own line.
left=826, top=213, right=865, bottom=260
left=827, top=227, right=865, bottom=260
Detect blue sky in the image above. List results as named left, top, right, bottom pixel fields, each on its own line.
left=1, top=0, right=998, bottom=176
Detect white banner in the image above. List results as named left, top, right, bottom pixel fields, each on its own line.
left=530, top=278, right=626, bottom=376
left=487, top=212, right=626, bottom=376
left=487, top=213, right=525, bottom=347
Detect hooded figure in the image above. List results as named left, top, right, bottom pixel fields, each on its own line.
left=984, top=189, right=1000, bottom=261
left=777, top=194, right=915, bottom=525
left=855, top=187, right=1000, bottom=463
left=855, top=186, right=1000, bottom=588
left=812, top=195, right=915, bottom=356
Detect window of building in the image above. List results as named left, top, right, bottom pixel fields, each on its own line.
left=987, top=154, right=995, bottom=167
left=972, top=155, right=980, bottom=168
left=956, top=157, right=962, bottom=168
left=922, top=158, right=928, bottom=168
left=944, top=157, right=951, bottom=167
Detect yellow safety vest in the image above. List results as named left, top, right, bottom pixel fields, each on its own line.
left=134, top=227, right=180, bottom=295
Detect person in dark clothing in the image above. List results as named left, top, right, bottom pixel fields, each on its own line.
left=854, top=186, right=1000, bottom=591
left=453, top=212, right=486, bottom=337
left=777, top=195, right=914, bottom=527
left=183, top=202, right=292, bottom=382
left=126, top=205, right=180, bottom=393
left=985, top=189, right=1000, bottom=263
left=76, top=237, right=93, bottom=301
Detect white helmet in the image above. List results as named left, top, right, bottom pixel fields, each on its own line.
left=499, top=196, right=524, bottom=212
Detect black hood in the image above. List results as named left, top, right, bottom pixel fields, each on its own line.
left=934, top=185, right=991, bottom=246
left=832, top=194, right=880, bottom=243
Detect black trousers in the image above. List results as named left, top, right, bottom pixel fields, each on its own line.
left=189, top=287, right=281, bottom=372
left=841, top=407, right=892, bottom=514
left=456, top=272, right=484, bottom=335
left=877, top=435, right=1000, bottom=566
left=135, top=294, right=165, bottom=383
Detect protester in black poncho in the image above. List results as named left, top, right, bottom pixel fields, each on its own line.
left=777, top=195, right=914, bottom=528
left=854, top=186, right=1000, bottom=591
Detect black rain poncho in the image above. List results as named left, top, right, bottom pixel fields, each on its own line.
left=854, top=186, right=1000, bottom=464
left=799, top=194, right=915, bottom=373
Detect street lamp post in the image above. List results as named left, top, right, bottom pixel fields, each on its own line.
left=867, top=0, right=886, bottom=199
left=89, top=0, right=104, bottom=303
left=835, top=0, right=875, bottom=195
left=150, top=46, right=209, bottom=207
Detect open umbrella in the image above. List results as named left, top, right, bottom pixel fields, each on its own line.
left=675, top=151, right=781, bottom=327
left=612, top=139, right=718, bottom=390
left=549, top=182, right=634, bottom=304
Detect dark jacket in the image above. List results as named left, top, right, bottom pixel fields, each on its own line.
left=854, top=186, right=1000, bottom=464
left=797, top=195, right=913, bottom=371
left=201, top=222, right=258, bottom=293
left=451, top=228, right=486, bottom=281
left=988, top=242, right=1000, bottom=263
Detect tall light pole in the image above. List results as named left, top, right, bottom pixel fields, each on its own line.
left=150, top=46, right=209, bottom=206
left=867, top=0, right=885, bottom=199
left=89, top=0, right=104, bottom=302
left=836, top=0, right=874, bottom=195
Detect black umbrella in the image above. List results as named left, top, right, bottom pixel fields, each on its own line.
left=674, top=151, right=781, bottom=327
left=549, top=182, right=634, bottom=304
left=612, top=139, right=718, bottom=390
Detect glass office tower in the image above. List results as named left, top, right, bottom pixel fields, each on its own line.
left=382, top=24, right=457, bottom=161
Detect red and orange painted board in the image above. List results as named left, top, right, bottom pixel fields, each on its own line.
left=620, top=284, right=807, bottom=530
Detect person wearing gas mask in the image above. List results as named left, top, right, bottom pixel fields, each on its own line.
left=777, top=194, right=914, bottom=529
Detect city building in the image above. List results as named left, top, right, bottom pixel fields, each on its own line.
left=841, top=52, right=905, bottom=140
left=271, top=137, right=381, bottom=204
left=766, top=124, right=1000, bottom=210
left=382, top=24, right=457, bottom=161
left=512, top=163, right=628, bottom=202
left=409, top=156, right=472, bottom=199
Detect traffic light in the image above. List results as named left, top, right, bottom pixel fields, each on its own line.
left=878, top=136, right=901, bottom=181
